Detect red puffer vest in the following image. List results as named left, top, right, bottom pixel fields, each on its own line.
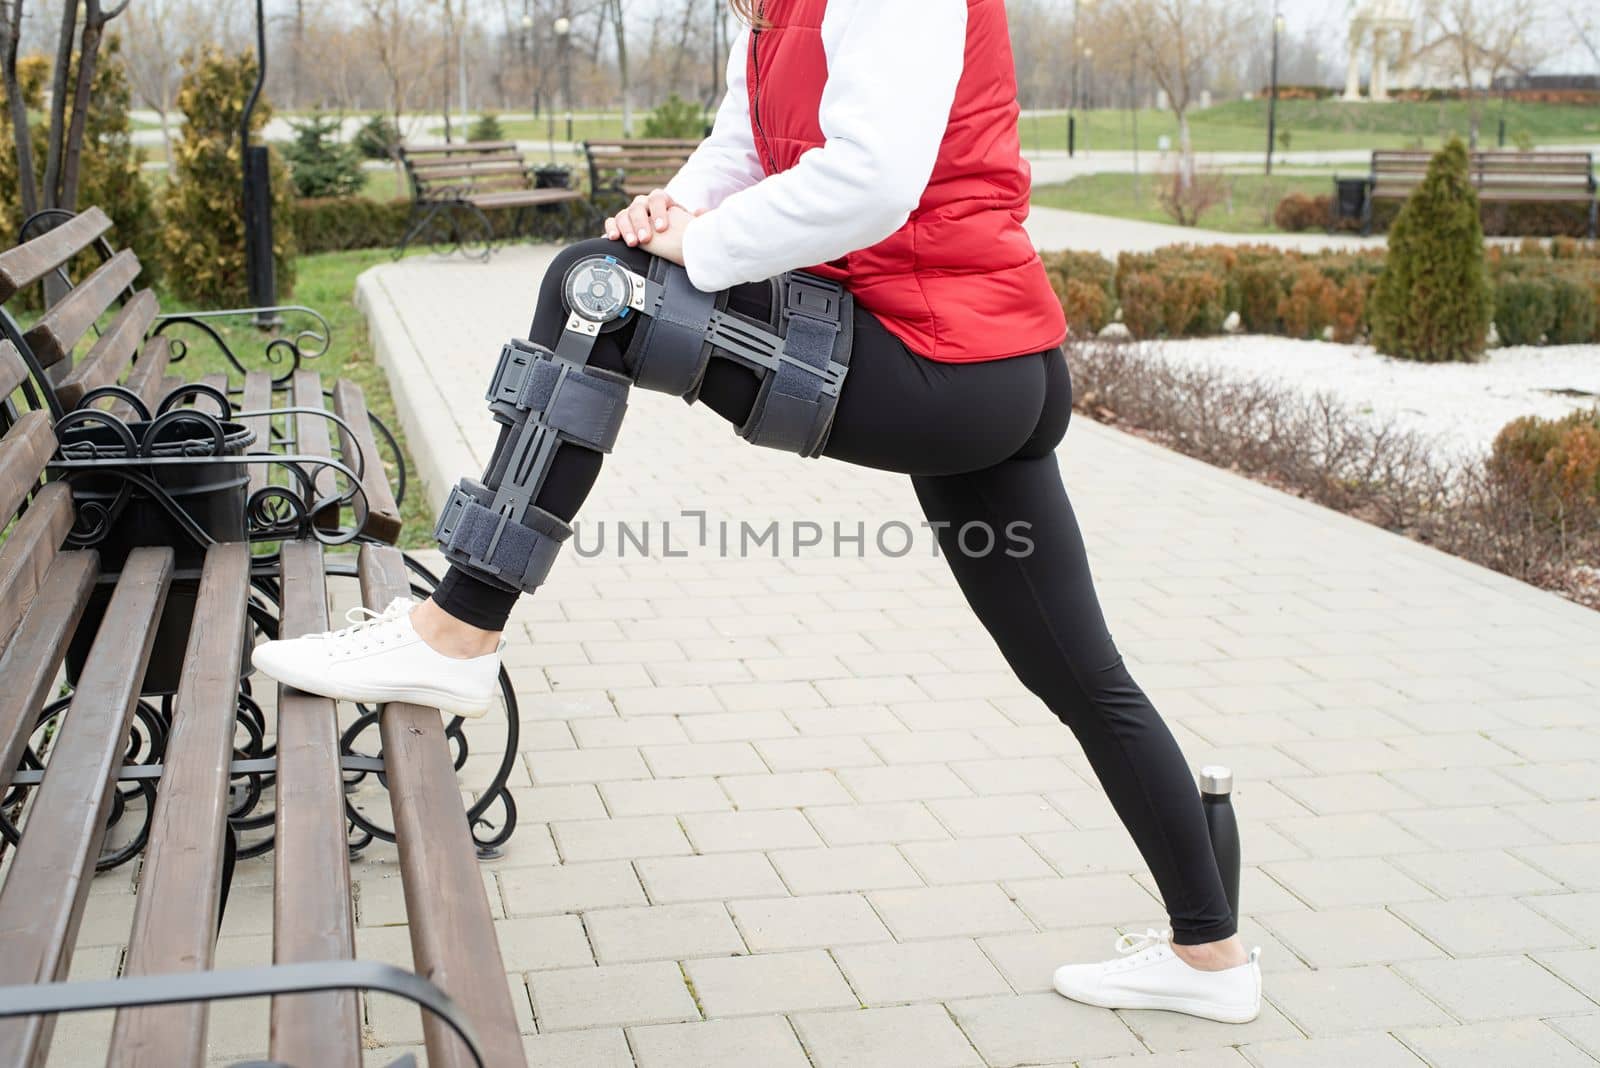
left=748, top=0, right=1066, bottom=363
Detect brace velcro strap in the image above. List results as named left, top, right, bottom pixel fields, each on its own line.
left=488, top=340, right=630, bottom=453
left=440, top=492, right=573, bottom=593
left=628, top=261, right=719, bottom=397
left=536, top=362, right=630, bottom=453
left=740, top=273, right=848, bottom=456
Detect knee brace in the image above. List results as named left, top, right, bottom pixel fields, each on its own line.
left=435, top=253, right=854, bottom=595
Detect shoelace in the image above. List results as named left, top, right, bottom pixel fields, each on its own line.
left=311, top=597, right=418, bottom=649
left=1108, top=927, right=1174, bottom=971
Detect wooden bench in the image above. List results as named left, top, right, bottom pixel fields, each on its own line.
left=0, top=206, right=406, bottom=544
left=583, top=138, right=702, bottom=201
left=398, top=140, right=592, bottom=257
left=1355, top=149, right=1597, bottom=236
left=0, top=344, right=528, bottom=1066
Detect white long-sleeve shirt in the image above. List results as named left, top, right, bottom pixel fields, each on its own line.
left=665, top=0, right=969, bottom=293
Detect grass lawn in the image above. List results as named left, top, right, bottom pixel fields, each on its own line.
left=1019, top=98, right=1600, bottom=155
left=153, top=248, right=437, bottom=547
left=1031, top=172, right=1335, bottom=233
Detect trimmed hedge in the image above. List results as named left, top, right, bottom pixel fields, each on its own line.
left=1039, top=238, right=1600, bottom=348
left=293, top=196, right=412, bottom=253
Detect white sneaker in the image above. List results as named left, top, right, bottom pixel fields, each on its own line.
left=1052, top=929, right=1263, bottom=1024
left=251, top=597, right=500, bottom=717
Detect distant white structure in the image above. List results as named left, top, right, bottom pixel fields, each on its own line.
left=1343, top=0, right=1419, bottom=101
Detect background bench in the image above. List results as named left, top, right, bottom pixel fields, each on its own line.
left=0, top=345, right=528, bottom=1064
left=584, top=138, right=702, bottom=202
left=398, top=140, right=592, bottom=258
left=1351, top=149, right=1597, bottom=236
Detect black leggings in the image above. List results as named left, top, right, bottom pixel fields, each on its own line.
left=434, top=239, right=1236, bottom=944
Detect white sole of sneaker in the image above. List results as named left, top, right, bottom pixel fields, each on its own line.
left=258, top=662, right=494, bottom=719
left=1053, top=981, right=1261, bottom=1024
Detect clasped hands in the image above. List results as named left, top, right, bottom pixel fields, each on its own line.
left=603, top=189, right=699, bottom=266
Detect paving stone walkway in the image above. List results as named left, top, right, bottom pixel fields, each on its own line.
left=49, top=237, right=1600, bottom=1067
left=339, top=244, right=1600, bottom=1067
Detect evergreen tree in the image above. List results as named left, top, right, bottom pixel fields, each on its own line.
left=1369, top=138, right=1492, bottom=362
left=158, top=48, right=296, bottom=306
left=283, top=112, right=365, bottom=198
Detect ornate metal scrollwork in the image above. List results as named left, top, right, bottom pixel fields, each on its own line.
left=152, top=305, right=333, bottom=387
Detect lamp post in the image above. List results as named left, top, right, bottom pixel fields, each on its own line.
left=1266, top=10, right=1284, bottom=176
left=1081, top=45, right=1094, bottom=154
left=1068, top=0, right=1095, bottom=157
left=241, top=0, right=278, bottom=327
left=555, top=14, right=573, bottom=146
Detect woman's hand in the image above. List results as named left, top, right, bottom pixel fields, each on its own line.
left=641, top=206, right=695, bottom=267
left=605, top=189, right=685, bottom=247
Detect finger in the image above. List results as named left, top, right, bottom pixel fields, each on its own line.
left=648, top=189, right=673, bottom=231
left=615, top=207, right=638, bottom=246
left=627, top=195, right=653, bottom=244
left=604, top=215, right=620, bottom=240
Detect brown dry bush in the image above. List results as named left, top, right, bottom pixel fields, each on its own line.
left=1067, top=340, right=1600, bottom=608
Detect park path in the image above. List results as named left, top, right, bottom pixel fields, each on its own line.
left=302, top=242, right=1600, bottom=1067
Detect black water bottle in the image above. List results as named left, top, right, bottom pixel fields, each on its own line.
left=1200, top=766, right=1241, bottom=927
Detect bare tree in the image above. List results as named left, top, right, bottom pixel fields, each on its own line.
left=362, top=0, right=437, bottom=175
left=0, top=0, right=37, bottom=218
left=606, top=0, right=633, bottom=134
left=1425, top=0, right=1542, bottom=147
left=1121, top=0, right=1244, bottom=181
left=35, top=0, right=131, bottom=211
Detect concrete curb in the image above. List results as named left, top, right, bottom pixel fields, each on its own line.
left=356, top=265, right=479, bottom=514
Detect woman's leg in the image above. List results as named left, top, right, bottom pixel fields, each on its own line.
left=908, top=355, right=1238, bottom=953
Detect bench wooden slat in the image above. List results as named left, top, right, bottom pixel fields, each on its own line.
left=331, top=379, right=402, bottom=543
left=0, top=481, right=73, bottom=651
left=53, top=289, right=157, bottom=409
left=468, top=188, right=583, bottom=209
left=111, top=335, right=173, bottom=421
left=0, top=547, right=170, bottom=1066
left=585, top=138, right=702, bottom=149
left=411, top=160, right=527, bottom=182
left=108, top=543, right=252, bottom=1068
left=0, top=207, right=112, bottom=305
left=402, top=140, right=517, bottom=157
left=358, top=546, right=528, bottom=1068
left=194, top=372, right=231, bottom=418
left=21, top=248, right=140, bottom=368
left=0, top=548, right=96, bottom=799
left=241, top=371, right=273, bottom=500
left=0, top=340, right=28, bottom=397
left=0, top=410, right=56, bottom=521
left=269, top=540, right=361, bottom=1068
left=292, top=370, right=339, bottom=529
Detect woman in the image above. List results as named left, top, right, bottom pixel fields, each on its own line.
left=254, top=0, right=1262, bottom=1023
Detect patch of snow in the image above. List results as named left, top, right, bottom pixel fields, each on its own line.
left=1134, top=335, right=1600, bottom=458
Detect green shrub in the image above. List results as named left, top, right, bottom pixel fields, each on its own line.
left=1117, top=272, right=1168, bottom=339
left=283, top=112, right=365, bottom=199
left=354, top=114, right=401, bottom=160
left=1272, top=193, right=1330, bottom=233
left=292, top=197, right=412, bottom=253
left=1369, top=139, right=1491, bottom=362
left=159, top=47, right=296, bottom=306
left=1494, top=278, right=1556, bottom=346
left=1491, top=408, right=1600, bottom=524
left=1547, top=277, right=1598, bottom=344
left=642, top=94, right=705, bottom=139
left=468, top=112, right=506, bottom=142
left=1040, top=250, right=1116, bottom=337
